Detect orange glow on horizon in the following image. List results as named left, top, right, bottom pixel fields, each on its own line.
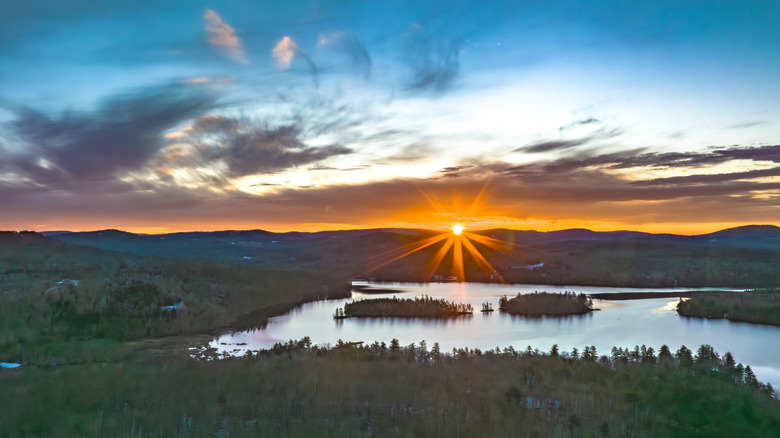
left=13, top=220, right=779, bottom=237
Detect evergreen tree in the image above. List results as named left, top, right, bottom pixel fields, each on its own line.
left=744, top=366, right=759, bottom=390
left=675, top=345, right=693, bottom=368
left=658, top=345, right=674, bottom=366
left=641, top=346, right=656, bottom=365
left=390, top=338, right=400, bottom=354
left=723, top=352, right=736, bottom=370
left=431, top=342, right=441, bottom=362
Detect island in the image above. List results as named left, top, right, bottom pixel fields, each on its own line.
left=499, top=291, right=595, bottom=316
left=677, top=289, right=780, bottom=326
left=334, top=296, right=473, bottom=318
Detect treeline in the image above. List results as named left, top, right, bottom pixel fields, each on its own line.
left=263, top=338, right=775, bottom=398
left=677, top=290, right=780, bottom=326
left=335, top=296, right=473, bottom=318
left=498, top=291, right=594, bottom=316
left=6, top=339, right=778, bottom=437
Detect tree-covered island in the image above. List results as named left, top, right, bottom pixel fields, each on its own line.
left=499, top=291, right=595, bottom=316
left=677, top=289, right=780, bottom=326
left=334, top=296, right=473, bottom=318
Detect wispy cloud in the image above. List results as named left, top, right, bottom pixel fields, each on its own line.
left=2, top=83, right=218, bottom=185
left=272, top=36, right=319, bottom=83
left=517, top=128, right=623, bottom=154
left=185, top=115, right=352, bottom=177
left=401, top=34, right=462, bottom=93
left=204, top=9, right=247, bottom=63
left=318, top=32, right=372, bottom=78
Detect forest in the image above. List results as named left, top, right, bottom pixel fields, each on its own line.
left=2, top=338, right=778, bottom=437
left=498, top=291, right=594, bottom=316
left=677, top=289, right=780, bottom=326
left=335, top=296, right=473, bottom=318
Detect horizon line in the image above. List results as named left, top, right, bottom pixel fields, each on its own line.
left=8, top=223, right=780, bottom=238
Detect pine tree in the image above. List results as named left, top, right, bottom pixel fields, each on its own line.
left=675, top=345, right=693, bottom=368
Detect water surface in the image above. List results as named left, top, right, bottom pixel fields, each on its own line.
left=211, top=282, right=780, bottom=386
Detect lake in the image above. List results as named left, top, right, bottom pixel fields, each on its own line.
left=210, top=282, right=780, bottom=387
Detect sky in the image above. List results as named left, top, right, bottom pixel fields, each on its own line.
left=1, top=0, right=779, bottom=234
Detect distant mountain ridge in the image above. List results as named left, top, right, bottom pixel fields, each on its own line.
left=7, top=225, right=780, bottom=288
left=38, top=224, right=780, bottom=241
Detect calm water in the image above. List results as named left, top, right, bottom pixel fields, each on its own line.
left=211, top=282, right=780, bottom=387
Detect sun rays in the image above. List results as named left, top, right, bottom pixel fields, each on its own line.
left=359, top=177, right=515, bottom=282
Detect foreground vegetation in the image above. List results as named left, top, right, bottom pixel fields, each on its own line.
left=0, top=231, right=348, bottom=365
left=499, top=291, right=594, bottom=316
left=2, top=339, right=777, bottom=437
left=335, top=296, right=473, bottom=318
left=3, top=231, right=780, bottom=437
left=677, top=289, right=780, bottom=326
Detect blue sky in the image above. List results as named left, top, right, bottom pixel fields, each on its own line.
left=1, top=1, right=779, bottom=233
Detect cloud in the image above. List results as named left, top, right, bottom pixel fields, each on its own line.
left=727, top=121, right=767, bottom=129
left=517, top=128, right=623, bottom=154
left=272, top=37, right=296, bottom=68
left=521, top=139, right=591, bottom=154
left=272, top=36, right=319, bottom=84
left=149, top=104, right=359, bottom=180
left=4, top=142, right=780, bottom=231
left=401, top=34, right=462, bottom=93
left=200, top=121, right=352, bottom=177
left=559, top=118, right=601, bottom=131
left=318, top=32, right=372, bottom=78
left=204, top=9, right=247, bottom=63
left=610, top=145, right=780, bottom=169
left=503, top=144, right=780, bottom=178
left=437, top=165, right=473, bottom=178
left=631, top=166, right=780, bottom=186
left=2, top=83, right=218, bottom=185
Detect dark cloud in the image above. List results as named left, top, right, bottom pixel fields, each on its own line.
left=308, top=165, right=370, bottom=172
left=507, top=144, right=780, bottom=176
left=517, top=128, right=622, bottom=154
left=204, top=123, right=352, bottom=177
left=320, top=32, right=372, bottom=78
left=631, top=166, right=780, bottom=186
left=727, top=121, right=767, bottom=129
left=401, top=34, right=462, bottom=93
left=559, top=117, right=601, bottom=131
left=608, top=145, right=780, bottom=169
left=2, top=83, right=217, bottom=184
left=436, top=165, right=473, bottom=178
left=522, top=139, right=590, bottom=154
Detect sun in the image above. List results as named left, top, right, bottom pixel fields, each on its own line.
left=358, top=176, right=523, bottom=283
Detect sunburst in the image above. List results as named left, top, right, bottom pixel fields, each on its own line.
left=359, top=178, right=529, bottom=282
